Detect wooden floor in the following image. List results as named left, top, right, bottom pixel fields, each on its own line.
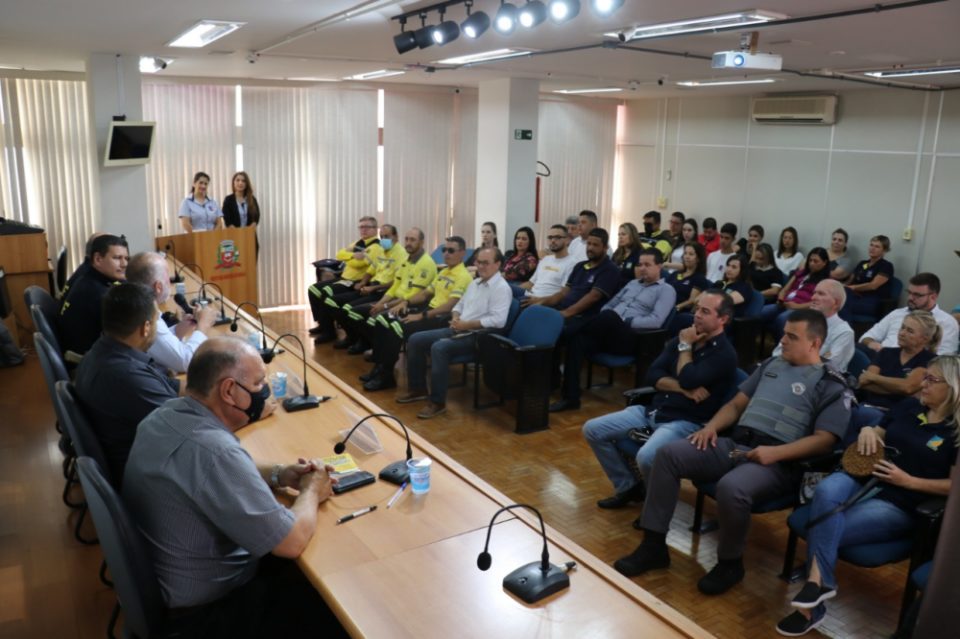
left=0, top=309, right=909, bottom=639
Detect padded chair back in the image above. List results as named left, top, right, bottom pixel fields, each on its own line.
left=54, top=381, right=114, bottom=487
left=504, top=297, right=521, bottom=333
left=741, top=288, right=765, bottom=317
left=430, top=244, right=445, bottom=265
left=848, top=349, right=871, bottom=378
left=55, top=245, right=68, bottom=297
left=34, top=332, right=68, bottom=406
left=889, top=277, right=904, bottom=303
left=722, top=368, right=749, bottom=404
left=507, top=305, right=563, bottom=347
left=31, top=304, right=62, bottom=354
left=25, top=285, right=58, bottom=329
left=75, top=457, right=166, bottom=639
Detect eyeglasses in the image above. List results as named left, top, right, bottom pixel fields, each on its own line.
left=907, top=290, right=931, bottom=298
left=922, top=374, right=946, bottom=385
left=442, top=247, right=458, bottom=254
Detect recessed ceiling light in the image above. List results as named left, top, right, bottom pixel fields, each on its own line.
left=434, top=48, right=534, bottom=65
left=168, top=20, right=246, bottom=48
left=677, top=78, right=779, bottom=87
left=864, top=65, right=960, bottom=78
left=344, top=69, right=406, bottom=81
left=609, top=10, right=787, bottom=41
left=139, top=57, right=172, bottom=73
left=554, top=87, right=623, bottom=94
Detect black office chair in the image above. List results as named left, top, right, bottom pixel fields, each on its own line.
left=54, top=245, right=68, bottom=298
left=75, top=457, right=168, bottom=639
left=50, top=379, right=99, bottom=545
left=24, top=284, right=58, bottom=328
left=31, top=303, right=62, bottom=355
left=34, top=332, right=81, bottom=503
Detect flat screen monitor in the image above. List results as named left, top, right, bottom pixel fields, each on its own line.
left=103, top=121, right=155, bottom=167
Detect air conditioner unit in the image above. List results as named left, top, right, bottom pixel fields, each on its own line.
left=751, top=96, right=838, bottom=124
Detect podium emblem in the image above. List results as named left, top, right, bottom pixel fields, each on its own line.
left=215, top=239, right=241, bottom=270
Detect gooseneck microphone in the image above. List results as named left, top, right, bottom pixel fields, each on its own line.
left=334, top=413, right=413, bottom=485
left=175, top=262, right=205, bottom=283
left=195, top=281, right=232, bottom=326
left=229, top=301, right=270, bottom=360
left=265, top=333, right=322, bottom=412
left=164, top=241, right=182, bottom=283
left=476, top=503, right=573, bottom=604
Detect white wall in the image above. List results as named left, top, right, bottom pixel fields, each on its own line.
left=620, top=89, right=960, bottom=310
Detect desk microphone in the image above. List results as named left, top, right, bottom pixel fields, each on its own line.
left=265, top=333, right=321, bottom=412
left=476, top=503, right=571, bottom=604
left=164, top=241, right=182, bottom=283
left=230, top=301, right=271, bottom=361
left=194, top=281, right=232, bottom=326
left=173, top=292, right=194, bottom=317
left=175, top=262, right=205, bottom=284
left=334, top=413, right=413, bottom=485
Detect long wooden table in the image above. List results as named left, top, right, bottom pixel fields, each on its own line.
left=167, top=255, right=714, bottom=639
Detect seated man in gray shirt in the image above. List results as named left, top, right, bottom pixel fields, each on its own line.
left=614, top=309, right=852, bottom=597
left=123, top=336, right=341, bottom=637
left=74, top=283, right=180, bottom=484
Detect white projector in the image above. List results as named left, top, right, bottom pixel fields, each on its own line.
left=712, top=51, right=783, bottom=71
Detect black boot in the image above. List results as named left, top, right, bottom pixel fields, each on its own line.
left=359, top=364, right=383, bottom=383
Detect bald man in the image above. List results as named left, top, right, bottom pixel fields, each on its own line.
left=773, top=279, right=854, bottom=372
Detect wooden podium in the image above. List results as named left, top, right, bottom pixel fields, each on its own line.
left=156, top=227, right=258, bottom=305
left=0, top=231, right=51, bottom=347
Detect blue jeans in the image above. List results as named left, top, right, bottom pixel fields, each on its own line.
left=582, top=406, right=701, bottom=493
left=405, top=328, right=477, bottom=404
left=846, top=405, right=885, bottom=446
left=806, top=472, right=914, bottom=589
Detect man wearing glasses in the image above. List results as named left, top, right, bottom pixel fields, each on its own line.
left=860, top=272, right=958, bottom=356
left=518, top=224, right=576, bottom=304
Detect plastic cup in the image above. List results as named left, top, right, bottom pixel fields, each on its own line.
left=175, top=282, right=187, bottom=297
left=248, top=331, right=263, bottom=349
left=407, top=457, right=432, bottom=495
left=271, top=372, right=287, bottom=398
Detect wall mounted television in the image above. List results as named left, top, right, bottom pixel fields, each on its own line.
left=103, top=121, right=155, bottom=167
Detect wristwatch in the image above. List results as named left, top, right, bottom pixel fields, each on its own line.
left=677, top=341, right=693, bottom=353
left=269, top=464, right=282, bottom=489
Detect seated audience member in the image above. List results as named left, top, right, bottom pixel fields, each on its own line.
left=74, top=283, right=180, bottom=484
left=565, top=215, right=579, bottom=240
left=335, top=227, right=436, bottom=354
left=665, top=218, right=698, bottom=273
left=698, top=217, right=720, bottom=255
left=762, top=247, right=831, bottom=340
left=775, top=227, right=805, bottom=276
left=827, top=228, right=854, bottom=280
left=772, top=280, right=855, bottom=373
left=705, top=223, right=740, bottom=283
left=178, top=171, right=224, bottom=232
left=307, top=215, right=381, bottom=338
left=525, top=228, right=620, bottom=327
left=311, top=224, right=404, bottom=345
left=859, top=310, right=940, bottom=410
left=518, top=224, right=576, bottom=303
left=775, top=355, right=958, bottom=637
left=582, top=290, right=737, bottom=507
left=612, top=222, right=643, bottom=289
left=126, top=252, right=216, bottom=373
left=361, top=236, right=472, bottom=391
left=749, top=243, right=785, bottom=302
left=641, top=211, right=673, bottom=261
left=123, top=337, right=338, bottom=638
left=845, top=235, right=894, bottom=319
left=61, top=232, right=106, bottom=298
left=713, top=254, right=754, bottom=317
left=398, top=247, right=512, bottom=419
left=744, top=225, right=764, bottom=261
left=860, top=272, right=958, bottom=356
left=465, top=221, right=499, bottom=271
left=567, top=210, right=599, bottom=263
left=551, top=248, right=676, bottom=412
left=501, top=226, right=539, bottom=284
left=57, top=233, right=129, bottom=356
left=614, top=310, right=852, bottom=596
left=667, top=211, right=685, bottom=242
left=666, top=241, right=710, bottom=313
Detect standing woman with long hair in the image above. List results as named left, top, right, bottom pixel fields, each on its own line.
left=222, top=171, right=261, bottom=254
left=178, top=171, right=224, bottom=232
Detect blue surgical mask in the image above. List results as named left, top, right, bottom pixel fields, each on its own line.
left=380, top=238, right=393, bottom=250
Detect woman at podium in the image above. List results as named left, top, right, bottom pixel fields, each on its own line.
left=178, top=171, right=224, bottom=232
left=222, top=171, right=261, bottom=255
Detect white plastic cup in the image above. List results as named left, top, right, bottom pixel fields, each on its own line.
left=175, top=282, right=187, bottom=297
left=248, top=331, right=263, bottom=349
left=407, top=457, right=432, bottom=495
left=271, top=372, right=287, bottom=398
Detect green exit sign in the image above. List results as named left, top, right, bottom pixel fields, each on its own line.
left=514, top=129, right=533, bottom=140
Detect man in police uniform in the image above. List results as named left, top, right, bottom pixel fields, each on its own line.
left=361, top=235, right=472, bottom=391
left=614, top=309, right=852, bottom=596
left=641, top=211, right=673, bottom=261
left=57, top=233, right=129, bottom=356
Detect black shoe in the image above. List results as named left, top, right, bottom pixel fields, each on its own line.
left=632, top=516, right=643, bottom=531
left=776, top=604, right=826, bottom=636
left=313, top=332, right=336, bottom=344
left=697, top=560, right=745, bottom=595
left=613, top=542, right=670, bottom=577
left=359, top=365, right=382, bottom=383
left=333, top=338, right=353, bottom=350
left=548, top=398, right=580, bottom=412
left=308, top=325, right=324, bottom=335
left=347, top=341, right=367, bottom=355
left=597, top=482, right=646, bottom=509
left=363, top=375, right=396, bottom=391
left=791, top=581, right=836, bottom=609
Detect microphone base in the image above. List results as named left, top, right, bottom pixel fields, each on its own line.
left=169, top=276, right=183, bottom=283
left=259, top=348, right=275, bottom=364
left=378, top=460, right=409, bottom=486
left=283, top=394, right=321, bottom=412
left=503, top=562, right=570, bottom=604
left=213, top=316, right=232, bottom=327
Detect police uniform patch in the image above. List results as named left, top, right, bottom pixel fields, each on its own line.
left=927, top=435, right=944, bottom=451
left=791, top=382, right=806, bottom=395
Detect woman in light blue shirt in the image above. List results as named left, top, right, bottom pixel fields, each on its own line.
left=178, top=171, right=224, bottom=232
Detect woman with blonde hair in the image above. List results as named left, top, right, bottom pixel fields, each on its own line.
left=859, top=310, right=942, bottom=410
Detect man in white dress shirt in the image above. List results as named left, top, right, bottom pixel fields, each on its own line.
left=859, top=272, right=958, bottom=356
left=398, top=247, right=513, bottom=419
left=773, top=279, right=855, bottom=372
left=126, top=252, right=217, bottom=373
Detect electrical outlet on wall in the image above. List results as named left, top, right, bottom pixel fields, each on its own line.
left=902, top=227, right=913, bottom=241
left=657, top=196, right=668, bottom=208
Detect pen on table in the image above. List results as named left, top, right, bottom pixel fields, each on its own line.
left=337, top=505, right=377, bottom=525
left=386, top=482, right=408, bottom=509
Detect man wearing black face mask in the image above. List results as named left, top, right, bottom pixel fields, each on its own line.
left=641, top=211, right=672, bottom=262
left=124, top=337, right=345, bottom=637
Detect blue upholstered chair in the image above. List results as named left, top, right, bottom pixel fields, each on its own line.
left=585, top=309, right=676, bottom=389
left=449, top=297, right=521, bottom=406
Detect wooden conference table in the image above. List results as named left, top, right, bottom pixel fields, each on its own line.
left=168, top=256, right=713, bottom=639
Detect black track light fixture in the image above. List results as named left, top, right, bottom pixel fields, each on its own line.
left=413, top=13, right=435, bottom=49
left=432, top=9, right=460, bottom=45
left=518, top=1, right=548, bottom=28
left=494, top=1, right=519, bottom=35
left=394, top=17, right=418, bottom=54
left=461, top=2, right=490, bottom=39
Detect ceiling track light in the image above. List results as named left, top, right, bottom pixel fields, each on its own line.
left=394, top=17, right=418, bottom=54
left=413, top=13, right=435, bottom=49
left=494, top=1, right=519, bottom=35
left=461, top=1, right=491, bottom=39
left=548, top=0, right=580, bottom=23
left=590, top=0, right=623, bottom=17
left=432, top=9, right=461, bottom=45
left=519, top=0, right=547, bottom=28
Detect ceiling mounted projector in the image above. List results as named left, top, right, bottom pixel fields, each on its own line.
left=712, top=51, right=782, bottom=71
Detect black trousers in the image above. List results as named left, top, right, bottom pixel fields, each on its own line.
left=307, top=279, right=353, bottom=324
left=562, top=310, right=639, bottom=401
